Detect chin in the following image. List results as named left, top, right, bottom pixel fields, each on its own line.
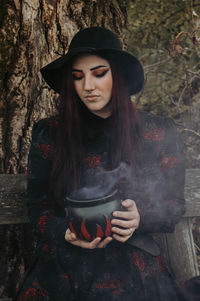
left=87, top=104, right=104, bottom=112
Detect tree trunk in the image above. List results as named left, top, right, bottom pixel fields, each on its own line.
left=0, top=0, right=127, bottom=298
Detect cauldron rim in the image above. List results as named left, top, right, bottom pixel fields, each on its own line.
left=65, top=189, right=118, bottom=208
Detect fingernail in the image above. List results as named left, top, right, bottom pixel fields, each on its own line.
left=113, top=211, right=118, bottom=216
left=122, top=200, right=128, bottom=205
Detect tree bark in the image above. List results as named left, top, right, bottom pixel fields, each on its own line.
left=0, top=0, right=127, bottom=297
left=0, top=0, right=127, bottom=174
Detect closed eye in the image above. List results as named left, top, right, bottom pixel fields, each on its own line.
left=72, top=71, right=83, bottom=80
left=93, top=68, right=109, bottom=78
left=72, top=68, right=110, bottom=80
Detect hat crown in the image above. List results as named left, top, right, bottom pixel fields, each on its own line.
left=41, top=27, right=144, bottom=95
left=69, top=27, right=122, bottom=52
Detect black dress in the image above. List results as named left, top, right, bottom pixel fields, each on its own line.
left=16, top=109, right=188, bottom=301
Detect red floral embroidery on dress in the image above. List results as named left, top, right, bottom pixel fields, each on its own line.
left=38, top=215, right=48, bottom=233
left=146, top=265, right=155, bottom=277
left=131, top=251, right=146, bottom=271
left=142, top=128, right=165, bottom=141
left=38, top=288, right=49, bottom=297
left=165, top=199, right=178, bottom=206
left=48, top=118, right=59, bottom=128
left=23, top=287, right=37, bottom=299
left=38, top=210, right=55, bottom=233
left=160, top=156, right=178, bottom=172
left=42, top=243, right=49, bottom=251
left=38, top=143, right=50, bottom=158
left=157, top=255, right=167, bottom=271
left=42, top=243, right=56, bottom=260
left=96, top=279, right=122, bottom=289
left=19, top=284, right=49, bottom=300
left=85, top=155, right=102, bottom=168
left=42, top=243, right=56, bottom=253
left=62, top=273, right=69, bottom=280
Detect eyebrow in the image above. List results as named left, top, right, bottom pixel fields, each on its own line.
left=72, top=65, right=108, bottom=72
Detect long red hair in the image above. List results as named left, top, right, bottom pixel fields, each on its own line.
left=48, top=53, right=140, bottom=205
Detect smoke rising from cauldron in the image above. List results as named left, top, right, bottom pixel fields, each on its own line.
left=70, top=162, right=132, bottom=200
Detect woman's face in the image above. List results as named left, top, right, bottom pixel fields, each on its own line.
left=72, top=54, right=113, bottom=118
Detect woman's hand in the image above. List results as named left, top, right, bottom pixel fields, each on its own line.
left=65, top=228, right=112, bottom=249
left=111, top=199, right=140, bottom=243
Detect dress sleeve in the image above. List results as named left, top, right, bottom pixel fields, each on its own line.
left=27, top=119, right=68, bottom=244
left=135, top=116, right=186, bottom=234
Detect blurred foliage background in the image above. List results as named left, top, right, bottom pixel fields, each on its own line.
left=124, top=0, right=200, bottom=266
left=124, top=0, right=200, bottom=168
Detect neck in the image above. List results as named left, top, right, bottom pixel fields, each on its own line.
left=92, top=110, right=112, bottom=119
left=90, top=101, right=112, bottom=119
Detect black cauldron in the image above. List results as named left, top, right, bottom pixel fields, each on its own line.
left=65, top=189, right=123, bottom=241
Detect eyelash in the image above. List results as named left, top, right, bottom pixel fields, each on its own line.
left=72, top=74, right=83, bottom=80
left=95, top=69, right=109, bottom=78
left=72, top=69, right=109, bottom=80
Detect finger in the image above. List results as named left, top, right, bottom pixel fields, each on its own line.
left=112, top=199, right=135, bottom=218
left=122, top=199, right=137, bottom=210
left=71, top=237, right=102, bottom=249
left=111, top=218, right=139, bottom=229
left=96, top=236, right=113, bottom=249
left=65, top=228, right=102, bottom=248
left=112, top=210, right=138, bottom=220
left=88, top=237, right=102, bottom=249
left=112, top=226, right=135, bottom=236
left=65, top=228, right=77, bottom=241
left=112, top=233, right=130, bottom=243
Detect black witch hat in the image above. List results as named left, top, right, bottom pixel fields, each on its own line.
left=41, top=27, right=144, bottom=95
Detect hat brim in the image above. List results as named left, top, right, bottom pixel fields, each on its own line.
left=40, top=47, right=144, bottom=95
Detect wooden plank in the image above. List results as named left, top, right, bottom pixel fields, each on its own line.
left=0, top=172, right=200, bottom=284
left=0, top=169, right=200, bottom=223
left=154, top=218, right=200, bottom=282
left=165, top=218, right=200, bottom=282
left=184, top=169, right=200, bottom=217
left=0, top=174, right=28, bottom=224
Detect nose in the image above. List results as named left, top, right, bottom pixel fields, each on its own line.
left=83, top=74, right=95, bottom=91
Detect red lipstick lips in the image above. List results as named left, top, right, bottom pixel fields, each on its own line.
left=85, top=95, right=99, bottom=100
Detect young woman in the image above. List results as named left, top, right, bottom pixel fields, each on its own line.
left=16, top=27, right=187, bottom=300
